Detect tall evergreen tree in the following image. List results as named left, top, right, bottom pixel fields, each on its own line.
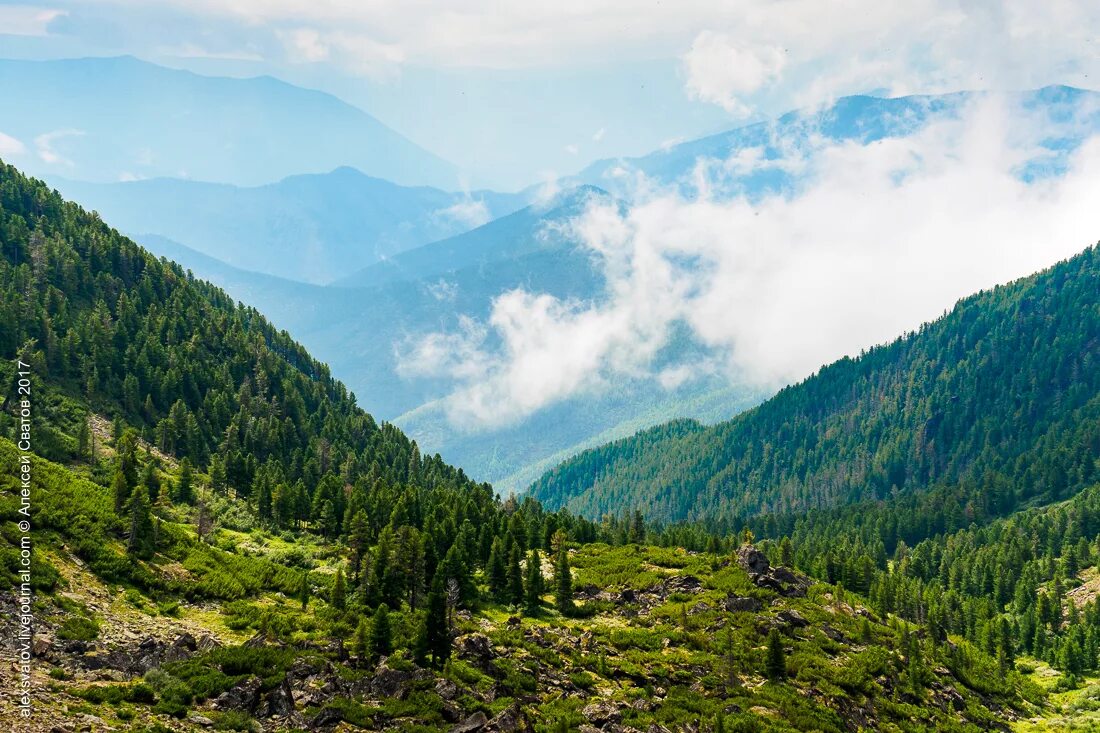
left=507, top=543, right=525, bottom=606
left=369, top=603, right=393, bottom=661
left=766, top=629, right=786, bottom=681
left=415, top=574, right=451, bottom=668
left=525, top=549, right=544, bottom=614
left=555, top=546, right=573, bottom=615
left=332, top=567, right=347, bottom=611
left=127, top=485, right=156, bottom=559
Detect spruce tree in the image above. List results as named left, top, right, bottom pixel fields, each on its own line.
left=370, top=603, right=393, bottom=661
left=112, top=467, right=130, bottom=515
left=555, top=546, right=573, bottom=615
left=525, top=549, right=543, bottom=614
left=487, top=537, right=507, bottom=600
left=765, top=628, right=786, bottom=681
left=127, top=485, right=156, bottom=559
left=300, top=571, right=311, bottom=611
left=507, top=543, right=525, bottom=606
left=332, top=567, right=347, bottom=611
left=354, top=617, right=370, bottom=667
left=415, top=574, right=451, bottom=668
left=175, top=457, right=194, bottom=504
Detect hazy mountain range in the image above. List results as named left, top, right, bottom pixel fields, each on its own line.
left=8, top=55, right=1100, bottom=493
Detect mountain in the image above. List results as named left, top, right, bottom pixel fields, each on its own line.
left=0, top=56, right=459, bottom=188
left=46, top=86, right=1100, bottom=497
left=123, top=191, right=763, bottom=493
left=530, top=244, right=1100, bottom=524
left=51, top=168, right=525, bottom=284
left=0, top=160, right=1042, bottom=733
left=332, top=185, right=608, bottom=289
left=568, top=85, right=1100, bottom=200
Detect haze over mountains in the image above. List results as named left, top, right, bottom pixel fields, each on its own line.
left=6, top=55, right=1100, bottom=493
left=0, top=56, right=458, bottom=188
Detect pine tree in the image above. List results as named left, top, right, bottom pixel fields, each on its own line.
left=507, top=543, right=525, bottom=606
left=349, top=511, right=370, bottom=577
left=354, top=617, right=370, bottom=668
left=765, top=628, right=786, bottom=681
left=77, top=417, right=90, bottom=461
left=127, top=485, right=156, bottom=559
left=487, top=537, right=507, bottom=601
left=332, top=567, right=347, bottom=611
left=525, top=549, right=543, bottom=614
left=369, top=603, right=393, bottom=661
left=300, top=572, right=311, bottom=611
left=415, top=574, right=451, bottom=668
left=112, top=467, right=130, bottom=515
left=175, top=458, right=194, bottom=504
left=555, top=546, right=574, bottom=615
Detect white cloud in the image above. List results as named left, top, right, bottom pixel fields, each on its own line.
left=34, top=129, right=85, bottom=166
left=82, top=0, right=1100, bottom=108
left=0, top=131, right=26, bottom=156
left=0, top=5, right=66, bottom=36
left=564, top=144, right=579, bottom=155
left=683, top=32, right=786, bottom=115
left=400, top=97, right=1100, bottom=428
left=680, top=0, right=1100, bottom=118
left=592, top=127, right=606, bottom=142
left=276, top=27, right=405, bottom=78
left=434, top=198, right=491, bottom=229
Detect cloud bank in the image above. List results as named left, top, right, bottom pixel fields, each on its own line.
left=399, top=97, right=1100, bottom=429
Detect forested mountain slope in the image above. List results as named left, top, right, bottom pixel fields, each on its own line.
left=0, top=158, right=485, bottom=524
left=0, top=161, right=1040, bottom=732
left=531, top=245, right=1100, bottom=525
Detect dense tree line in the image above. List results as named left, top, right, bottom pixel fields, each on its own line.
left=0, top=161, right=616, bottom=667
left=531, top=244, right=1100, bottom=527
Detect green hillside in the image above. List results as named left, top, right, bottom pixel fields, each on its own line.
left=0, top=162, right=1058, bottom=730
left=530, top=246, right=1100, bottom=526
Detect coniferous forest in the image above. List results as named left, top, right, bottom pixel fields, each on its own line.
left=1, top=143, right=1099, bottom=731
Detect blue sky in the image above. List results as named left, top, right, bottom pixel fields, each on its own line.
left=3, top=0, right=1099, bottom=189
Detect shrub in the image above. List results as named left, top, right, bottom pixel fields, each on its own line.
left=57, top=615, right=100, bottom=641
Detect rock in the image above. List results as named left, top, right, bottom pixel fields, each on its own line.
left=260, top=678, right=295, bottom=718
left=436, top=678, right=459, bottom=700
left=582, top=700, right=622, bottom=725
left=308, top=707, right=345, bottom=729
left=507, top=616, right=522, bottom=627
left=776, top=609, right=809, bottom=628
left=456, top=633, right=495, bottom=664
left=450, top=711, right=489, bottom=732
left=821, top=624, right=846, bottom=642
left=722, top=595, right=762, bottom=613
left=33, top=635, right=54, bottom=656
left=737, top=546, right=771, bottom=575
left=618, top=588, right=636, bottom=604
left=487, top=704, right=532, bottom=732
left=187, top=714, right=215, bottom=727
left=197, top=634, right=221, bottom=652
left=213, top=675, right=262, bottom=713
left=368, top=658, right=418, bottom=699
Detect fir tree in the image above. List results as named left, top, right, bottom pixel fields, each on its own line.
left=525, top=549, right=543, bottom=614
left=175, top=457, right=194, bottom=504
left=332, top=567, right=347, bottom=611
left=354, top=617, right=370, bottom=668
left=507, top=543, right=525, bottom=606
left=300, top=572, right=311, bottom=611
left=369, top=603, right=393, bottom=661
left=766, top=628, right=786, bottom=681
left=415, top=574, right=451, bottom=668
left=487, top=537, right=507, bottom=601
left=555, top=546, right=574, bottom=615
left=127, top=485, right=156, bottom=559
